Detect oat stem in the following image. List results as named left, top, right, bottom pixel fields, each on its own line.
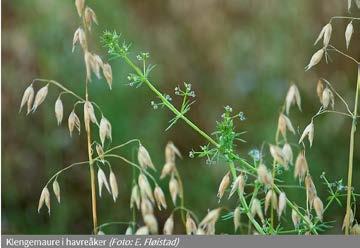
left=345, top=65, right=360, bottom=234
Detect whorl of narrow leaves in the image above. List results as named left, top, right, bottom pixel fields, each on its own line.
left=19, top=84, right=34, bottom=114
left=97, top=167, right=111, bottom=197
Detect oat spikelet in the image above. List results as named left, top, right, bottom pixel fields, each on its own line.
left=314, top=23, right=332, bottom=47
left=321, top=87, right=334, bottom=109
left=32, top=84, right=49, bottom=112
left=20, top=84, right=35, bottom=114
left=75, top=0, right=85, bottom=17
left=299, top=121, right=314, bottom=147
left=141, top=198, right=154, bottom=217
left=199, top=208, right=221, bottom=228
left=84, top=101, right=97, bottom=132
left=97, top=167, right=111, bottom=197
left=154, top=185, right=167, bottom=210
left=144, top=214, right=158, bottom=234
left=163, top=214, right=174, bottom=235
left=257, top=163, right=273, bottom=186
left=52, top=180, right=61, bottom=203
left=291, top=209, right=301, bottom=228
left=251, top=198, right=264, bottom=223
left=138, top=144, right=155, bottom=170
left=350, top=224, right=360, bottom=235
left=233, top=207, right=241, bottom=232
left=305, top=48, right=324, bottom=71
left=130, top=184, right=140, bottom=209
left=186, top=213, right=197, bottom=235
left=165, top=141, right=182, bottom=164
left=38, top=187, right=51, bottom=215
left=265, top=190, right=277, bottom=214
left=345, top=21, right=354, bottom=50
left=317, top=79, right=325, bottom=103
left=169, top=175, right=179, bottom=205
left=278, top=114, right=295, bottom=138
left=269, top=145, right=286, bottom=166
left=285, top=84, right=301, bottom=114
left=84, top=6, right=98, bottom=30
left=125, top=226, right=133, bottom=235
left=135, top=226, right=149, bottom=235
left=102, top=63, right=113, bottom=90
left=160, top=162, right=176, bottom=179
left=54, top=97, right=63, bottom=125
left=305, top=174, right=317, bottom=208
left=92, top=54, right=102, bottom=79
left=282, top=143, right=293, bottom=166
left=294, top=151, right=308, bottom=181
left=109, top=170, right=118, bottom=202
left=84, top=51, right=93, bottom=81
left=138, top=173, right=154, bottom=203
left=229, top=174, right=245, bottom=199
left=68, top=110, right=80, bottom=137
left=99, top=116, right=112, bottom=146
left=217, top=172, right=230, bottom=201
left=72, top=27, right=86, bottom=52
left=96, top=144, right=105, bottom=163
left=278, top=192, right=287, bottom=219
left=313, top=196, right=324, bottom=221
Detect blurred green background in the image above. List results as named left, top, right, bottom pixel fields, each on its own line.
left=2, top=0, right=360, bottom=234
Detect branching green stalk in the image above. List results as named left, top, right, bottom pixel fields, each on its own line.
left=119, top=54, right=318, bottom=234
left=345, top=65, right=360, bottom=235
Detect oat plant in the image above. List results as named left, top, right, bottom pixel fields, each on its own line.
left=301, top=1, right=360, bottom=235
left=19, top=0, right=177, bottom=235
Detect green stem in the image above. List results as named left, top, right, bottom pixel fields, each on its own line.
left=122, top=54, right=317, bottom=234
left=345, top=65, right=360, bottom=235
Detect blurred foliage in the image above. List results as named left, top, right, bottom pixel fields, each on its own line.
left=2, top=0, right=360, bottom=234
